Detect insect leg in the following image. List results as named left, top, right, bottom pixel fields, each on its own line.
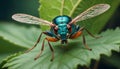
left=69, top=27, right=84, bottom=39
left=25, top=33, right=43, bottom=53
left=47, top=41, right=54, bottom=61
left=34, top=37, right=58, bottom=61
left=46, top=37, right=59, bottom=61
left=82, top=35, right=92, bottom=51
left=34, top=38, right=46, bottom=60
left=84, top=28, right=101, bottom=39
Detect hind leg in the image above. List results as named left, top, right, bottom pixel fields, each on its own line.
left=84, top=28, right=101, bottom=39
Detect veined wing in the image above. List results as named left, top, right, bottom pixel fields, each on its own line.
left=12, top=13, right=53, bottom=26
left=70, top=4, right=110, bottom=24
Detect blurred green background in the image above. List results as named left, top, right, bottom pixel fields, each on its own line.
left=0, top=0, right=120, bottom=69
left=0, top=0, right=39, bottom=21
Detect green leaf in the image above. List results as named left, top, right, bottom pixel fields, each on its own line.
left=0, top=37, right=25, bottom=63
left=0, top=22, right=28, bottom=63
left=0, top=22, right=41, bottom=48
left=39, top=0, right=120, bottom=33
left=0, top=52, right=22, bottom=69
left=1, top=23, right=120, bottom=69
left=39, top=0, right=82, bottom=21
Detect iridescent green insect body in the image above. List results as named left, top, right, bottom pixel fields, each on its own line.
left=12, top=4, right=110, bottom=61
left=49, top=15, right=79, bottom=44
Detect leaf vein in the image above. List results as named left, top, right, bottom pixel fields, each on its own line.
left=69, top=0, right=82, bottom=16
left=60, top=0, right=65, bottom=15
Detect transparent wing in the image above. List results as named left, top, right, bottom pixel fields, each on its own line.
left=12, top=13, right=53, bottom=26
left=70, top=4, right=110, bottom=24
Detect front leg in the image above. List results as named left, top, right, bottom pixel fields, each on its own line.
left=25, top=32, right=43, bottom=53
left=25, top=30, right=58, bottom=53
left=34, top=37, right=59, bottom=61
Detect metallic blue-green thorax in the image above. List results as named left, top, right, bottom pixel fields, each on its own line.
left=45, top=15, right=80, bottom=44
left=57, top=23, right=68, bottom=40
left=53, top=15, right=71, bottom=40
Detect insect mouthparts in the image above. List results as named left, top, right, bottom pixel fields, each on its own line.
left=61, top=40, right=68, bottom=44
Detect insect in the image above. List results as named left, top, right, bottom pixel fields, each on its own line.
left=12, top=4, right=110, bottom=61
